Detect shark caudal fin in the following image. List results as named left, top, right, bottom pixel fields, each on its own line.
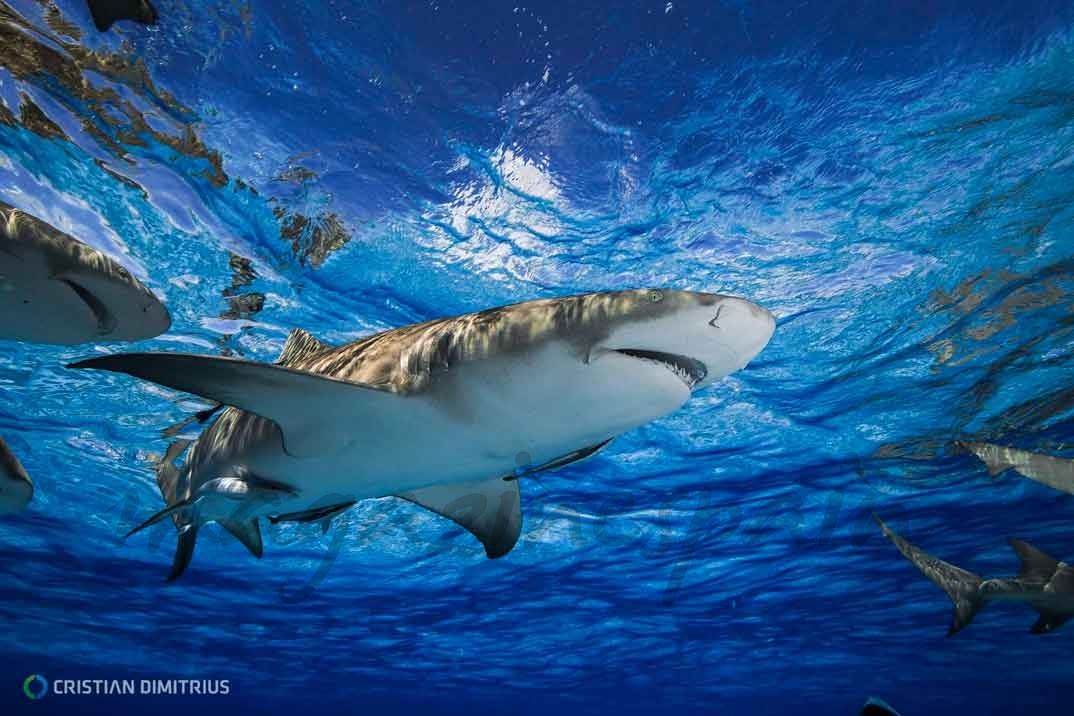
left=873, top=514, right=984, bottom=636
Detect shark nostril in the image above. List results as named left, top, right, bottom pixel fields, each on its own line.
left=708, top=305, right=723, bottom=328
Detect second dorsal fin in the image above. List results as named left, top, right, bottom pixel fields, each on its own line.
left=276, top=328, right=334, bottom=366
left=1008, top=538, right=1059, bottom=580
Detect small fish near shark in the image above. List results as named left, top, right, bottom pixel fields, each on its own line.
left=958, top=440, right=1074, bottom=496
left=86, top=0, right=158, bottom=32
left=72, top=289, right=776, bottom=581
left=874, top=515, right=1074, bottom=636
left=0, top=201, right=171, bottom=514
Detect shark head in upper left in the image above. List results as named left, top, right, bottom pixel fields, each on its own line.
left=0, top=201, right=171, bottom=515
left=0, top=201, right=170, bottom=345
left=72, top=289, right=775, bottom=580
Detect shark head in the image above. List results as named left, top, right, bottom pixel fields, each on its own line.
left=0, top=202, right=171, bottom=345
left=591, top=289, right=775, bottom=391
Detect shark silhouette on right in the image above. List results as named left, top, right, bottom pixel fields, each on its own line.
left=874, top=515, right=1074, bottom=636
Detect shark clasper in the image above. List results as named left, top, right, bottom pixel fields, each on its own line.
left=73, top=289, right=776, bottom=580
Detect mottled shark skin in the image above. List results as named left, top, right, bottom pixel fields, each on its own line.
left=73, top=289, right=776, bottom=581
left=0, top=201, right=171, bottom=345
left=958, top=441, right=1074, bottom=495
left=874, top=515, right=1074, bottom=636
left=0, top=436, right=32, bottom=515
left=86, top=0, right=158, bottom=32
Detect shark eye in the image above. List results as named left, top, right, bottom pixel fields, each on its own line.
left=647, top=290, right=663, bottom=303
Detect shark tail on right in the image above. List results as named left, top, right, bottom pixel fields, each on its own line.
left=873, top=514, right=984, bottom=636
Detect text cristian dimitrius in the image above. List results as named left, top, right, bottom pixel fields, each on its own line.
left=52, top=679, right=231, bottom=695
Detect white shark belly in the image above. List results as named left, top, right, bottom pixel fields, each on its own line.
left=243, top=341, right=692, bottom=507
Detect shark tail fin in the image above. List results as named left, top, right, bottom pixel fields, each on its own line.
left=873, top=514, right=984, bottom=637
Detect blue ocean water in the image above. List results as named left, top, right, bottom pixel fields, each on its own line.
left=1, top=0, right=1074, bottom=713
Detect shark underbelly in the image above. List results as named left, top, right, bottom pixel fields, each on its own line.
left=233, top=341, right=692, bottom=507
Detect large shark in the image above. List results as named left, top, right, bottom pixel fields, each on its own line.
left=874, top=515, right=1074, bottom=636
left=0, top=201, right=170, bottom=345
left=958, top=441, right=1074, bottom=495
left=0, top=437, right=32, bottom=515
left=72, top=289, right=775, bottom=580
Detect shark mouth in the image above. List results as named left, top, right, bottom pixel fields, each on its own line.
left=614, top=349, right=708, bottom=389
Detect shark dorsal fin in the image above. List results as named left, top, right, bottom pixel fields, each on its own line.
left=276, top=329, right=334, bottom=367
left=401, top=478, right=522, bottom=559
left=1009, top=538, right=1059, bottom=580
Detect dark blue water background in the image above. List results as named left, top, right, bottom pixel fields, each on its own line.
left=2, top=1, right=1074, bottom=713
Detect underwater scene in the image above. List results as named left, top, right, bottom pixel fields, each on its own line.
left=1, top=1, right=1074, bottom=714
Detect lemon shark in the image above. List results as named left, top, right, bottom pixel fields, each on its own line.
left=72, top=289, right=776, bottom=581
left=0, top=201, right=171, bottom=345
left=1, top=201, right=171, bottom=514
left=875, top=515, right=1074, bottom=636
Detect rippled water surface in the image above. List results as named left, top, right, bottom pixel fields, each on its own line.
left=2, top=1, right=1074, bottom=713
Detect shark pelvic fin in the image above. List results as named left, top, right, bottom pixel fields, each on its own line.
left=873, top=514, right=983, bottom=637
left=1030, top=609, right=1073, bottom=635
left=1008, top=538, right=1059, bottom=580
left=277, top=328, right=334, bottom=366
left=402, top=478, right=522, bottom=559
left=69, top=352, right=400, bottom=458
left=222, top=519, right=264, bottom=559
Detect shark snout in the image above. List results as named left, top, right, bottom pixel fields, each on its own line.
left=707, top=296, right=775, bottom=370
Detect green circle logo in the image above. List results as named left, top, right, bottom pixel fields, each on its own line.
left=23, top=674, right=48, bottom=700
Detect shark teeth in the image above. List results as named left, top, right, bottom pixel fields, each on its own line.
left=614, top=349, right=708, bottom=389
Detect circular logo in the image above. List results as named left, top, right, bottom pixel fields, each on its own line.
left=23, top=674, right=48, bottom=700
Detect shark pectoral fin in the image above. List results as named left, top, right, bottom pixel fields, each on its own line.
left=1008, top=538, right=1059, bottom=580
left=221, top=519, right=263, bottom=559
left=402, top=478, right=522, bottom=559
left=1030, top=609, right=1073, bottom=635
left=69, top=352, right=400, bottom=458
